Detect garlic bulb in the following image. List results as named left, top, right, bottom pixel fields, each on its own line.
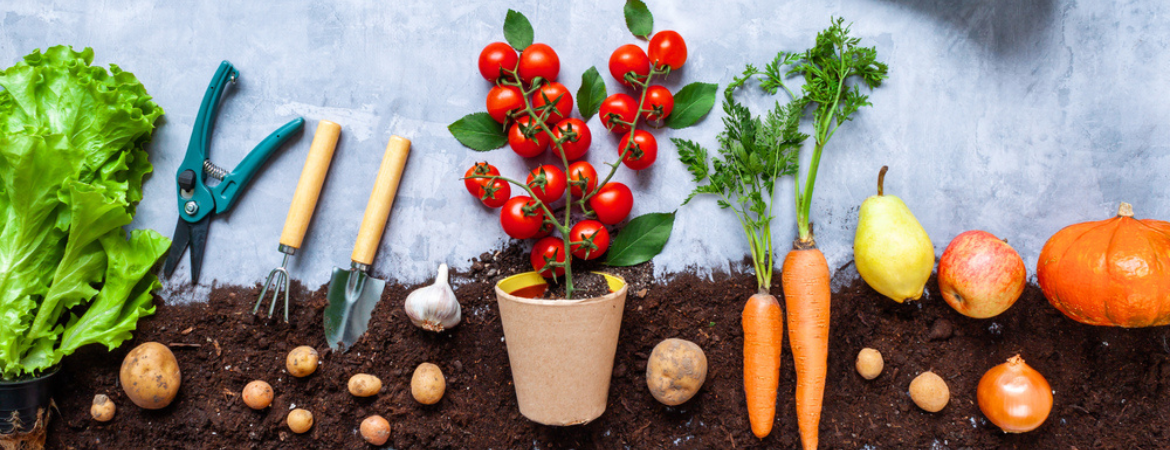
left=404, top=263, right=461, bottom=332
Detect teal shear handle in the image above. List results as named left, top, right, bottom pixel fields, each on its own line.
left=212, top=117, right=304, bottom=213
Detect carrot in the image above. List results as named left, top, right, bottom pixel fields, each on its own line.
left=742, top=292, right=784, bottom=438
left=782, top=245, right=831, bottom=450
left=679, top=20, right=885, bottom=446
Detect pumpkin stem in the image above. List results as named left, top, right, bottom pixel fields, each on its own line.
left=877, top=165, right=888, bottom=196
left=1118, top=202, right=1134, bottom=218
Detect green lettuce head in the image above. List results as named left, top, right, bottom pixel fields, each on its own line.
left=0, top=46, right=169, bottom=379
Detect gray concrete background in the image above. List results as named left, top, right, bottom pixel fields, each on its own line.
left=3, top=1, right=1166, bottom=301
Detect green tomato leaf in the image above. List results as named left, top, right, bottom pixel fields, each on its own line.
left=449, top=113, right=507, bottom=151
left=606, top=212, right=675, bottom=267
left=666, top=82, right=719, bottom=129
left=504, top=9, right=534, bottom=51
left=577, top=67, right=607, bottom=121
left=623, top=0, right=654, bottom=39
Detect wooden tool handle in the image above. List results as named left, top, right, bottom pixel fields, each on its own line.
left=279, top=120, right=341, bottom=250
left=351, top=135, right=411, bottom=266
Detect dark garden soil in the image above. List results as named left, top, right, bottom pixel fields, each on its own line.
left=46, top=243, right=1170, bottom=449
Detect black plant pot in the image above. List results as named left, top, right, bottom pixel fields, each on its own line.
left=0, top=370, right=56, bottom=435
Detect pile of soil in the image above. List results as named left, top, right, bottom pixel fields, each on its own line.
left=46, top=244, right=1170, bottom=449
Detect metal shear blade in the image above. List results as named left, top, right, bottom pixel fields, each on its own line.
left=163, top=215, right=210, bottom=281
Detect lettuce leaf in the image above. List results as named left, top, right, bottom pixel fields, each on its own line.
left=0, top=46, right=167, bottom=379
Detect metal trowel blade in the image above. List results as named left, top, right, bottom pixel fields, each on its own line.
left=324, top=267, right=386, bottom=352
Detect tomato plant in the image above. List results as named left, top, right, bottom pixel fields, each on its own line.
left=647, top=31, right=687, bottom=70
left=552, top=118, right=591, bottom=161
left=599, top=93, right=638, bottom=134
left=530, top=236, right=566, bottom=278
left=450, top=6, right=714, bottom=298
left=500, top=196, right=544, bottom=239
left=567, top=161, right=598, bottom=198
left=508, top=116, right=549, bottom=157
left=531, top=82, right=573, bottom=124
left=526, top=164, right=566, bottom=204
left=478, top=42, right=519, bottom=82
left=518, top=43, right=560, bottom=84
left=619, top=130, right=658, bottom=170
left=641, top=85, right=674, bottom=122
left=590, top=182, right=633, bottom=225
left=570, top=220, right=610, bottom=260
left=609, top=44, right=650, bottom=87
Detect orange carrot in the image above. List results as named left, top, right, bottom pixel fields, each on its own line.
left=742, top=292, right=784, bottom=438
left=781, top=245, right=831, bottom=450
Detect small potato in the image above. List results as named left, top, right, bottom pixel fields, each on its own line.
left=287, top=408, right=313, bottom=434
left=645, top=338, right=708, bottom=406
left=90, top=394, right=115, bottom=422
left=909, top=371, right=950, bottom=412
left=360, top=415, right=390, bottom=445
left=348, top=373, right=383, bottom=398
left=411, top=363, right=445, bottom=405
left=242, top=380, right=274, bottom=410
left=120, top=342, right=181, bottom=410
left=856, top=348, right=884, bottom=380
left=286, top=346, right=319, bottom=378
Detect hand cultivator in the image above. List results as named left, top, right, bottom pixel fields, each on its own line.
left=256, top=120, right=342, bottom=321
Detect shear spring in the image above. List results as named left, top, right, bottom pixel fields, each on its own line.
left=203, top=159, right=229, bottom=180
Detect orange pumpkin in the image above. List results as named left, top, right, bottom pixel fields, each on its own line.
left=1037, top=202, right=1170, bottom=327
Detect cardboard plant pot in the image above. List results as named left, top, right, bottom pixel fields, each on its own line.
left=495, top=272, right=627, bottom=426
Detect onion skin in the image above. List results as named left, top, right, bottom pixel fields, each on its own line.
left=977, top=355, right=1053, bottom=433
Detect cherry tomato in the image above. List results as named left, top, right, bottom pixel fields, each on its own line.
left=526, top=164, right=567, bottom=204
left=479, top=179, right=511, bottom=208
left=530, top=236, right=566, bottom=278
left=599, top=93, right=637, bottom=134
left=508, top=116, right=550, bottom=158
left=531, top=82, right=573, bottom=124
left=552, top=118, right=591, bottom=161
left=608, top=44, right=651, bottom=87
left=618, top=130, right=658, bottom=170
left=589, top=182, right=633, bottom=225
left=567, top=161, right=598, bottom=198
left=486, top=85, right=524, bottom=123
left=569, top=220, right=611, bottom=260
left=641, top=85, right=674, bottom=122
left=518, top=43, right=560, bottom=84
left=463, top=162, right=499, bottom=197
left=478, top=42, right=519, bottom=82
left=648, top=31, right=687, bottom=71
left=500, top=196, right=544, bottom=239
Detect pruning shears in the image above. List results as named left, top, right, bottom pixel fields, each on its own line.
left=163, top=61, right=305, bottom=283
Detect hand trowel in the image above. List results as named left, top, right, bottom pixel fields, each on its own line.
left=325, top=135, right=411, bottom=351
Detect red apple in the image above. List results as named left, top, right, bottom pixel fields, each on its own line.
left=938, top=230, right=1026, bottom=318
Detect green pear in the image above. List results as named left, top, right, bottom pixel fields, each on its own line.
left=853, top=166, right=934, bottom=302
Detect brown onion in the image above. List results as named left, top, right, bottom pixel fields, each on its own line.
left=977, top=355, right=1053, bottom=433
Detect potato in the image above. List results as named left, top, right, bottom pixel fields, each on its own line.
left=909, top=371, right=950, bottom=412
left=360, top=415, right=390, bottom=445
left=645, top=338, right=708, bottom=406
left=856, top=348, right=884, bottom=380
left=286, top=346, right=319, bottom=378
left=90, top=394, right=115, bottom=422
left=287, top=408, right=313, bottom=434
left=411, top=363, right=445, bottom=405
left=120, top=342, right=181, bottom=410
left=242, top=380, right=274, bottom=410
left=348, top=373, right=382, bottom=398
